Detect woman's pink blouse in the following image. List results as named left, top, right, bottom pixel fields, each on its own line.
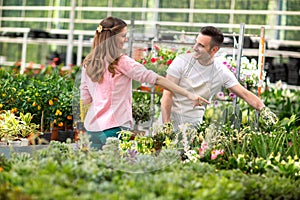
left=80, top=55, right=158, bottom=131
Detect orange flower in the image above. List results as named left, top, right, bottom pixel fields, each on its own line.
left=67, top=115, right=73, bottom=120
left=11, top=108, right=18, bottom=113
left=0, top=167, right=3, bottom=172
left=58, top=122, right=64, bottom=127
left=49, top=99, right=54, bottom=106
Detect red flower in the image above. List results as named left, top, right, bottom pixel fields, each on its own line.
left=150, top=57, right=157, bottom=63
left=167, top=59, right=173, bottom=65
left=154, top=45, right=160, bottom=51
left=53, top=57, right=59, bottom=62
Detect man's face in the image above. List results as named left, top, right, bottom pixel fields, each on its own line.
left=192, top=33, right=215, bottom=60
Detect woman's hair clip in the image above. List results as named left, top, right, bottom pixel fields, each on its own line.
left=97, top=25, right=103, bottom=33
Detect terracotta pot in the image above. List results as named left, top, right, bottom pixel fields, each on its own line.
left=50, top=127, right=59, bottom=141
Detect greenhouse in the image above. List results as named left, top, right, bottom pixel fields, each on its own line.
left=0, top=0, right=300, bottom=199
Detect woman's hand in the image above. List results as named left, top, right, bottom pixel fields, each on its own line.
left=188, top=93, right=210, bottom=108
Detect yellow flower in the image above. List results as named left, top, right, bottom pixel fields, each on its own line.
left=55, top=110, right=62, bottom=116
left=32, top=102, right=37, bottom=106
left=0, top=104, right=3, bottom=109
left=2, top=93, right=6, bottom=97
left=97, top=25, right=103, bottom=32
left=38, top=105, right=41, bottom=110
left=49, top=99, right=54, bottom=106
left=11, top=108, right=18, bottom=113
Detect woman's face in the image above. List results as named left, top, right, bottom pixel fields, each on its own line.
left=117, top=26, right=128, bottom=49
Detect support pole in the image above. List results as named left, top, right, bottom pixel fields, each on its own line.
left=257, top=26, right=265, bottom=98
left=76, top=34, right=83, bottom=66
left=256, top=26, right=265, bottom=129
left=20, top=31, right=29, bottom=74
left=233, top=23, right=245, bottom=112
left=128, top=19, right=134, bottom=57
left=147, top=24, right=160, bottom=136
left=66, top=0, right=76, bottom=66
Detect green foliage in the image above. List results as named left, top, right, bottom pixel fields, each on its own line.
left=0, top=111, right=40, bottom=140
left=1, top=140, right=300, bottom=199
left=261, top=84, right=300, bottom=124
left=0, top=69, right=75, bottom=131
left=132, top=91, right=152, bottom=129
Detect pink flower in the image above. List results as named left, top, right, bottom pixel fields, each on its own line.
left=211, top=149, right=224, bottom=160
left=201, top=141, right=208, bottom=150
left=231, top=68, right=237, bottom=74
left=198, top=148, right=205, bottom=158
left=214, top=100, right=219, bottom=106
left=229, top=92, right=236, bottom=99
left=217, top=91, right=225, bottom=99
left=288, top=141, right=293, bottom=147
left=154, top=45, right=160, bottom=51
left=198, top=141, right=209, bottom=158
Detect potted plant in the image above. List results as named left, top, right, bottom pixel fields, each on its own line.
left=132, top=92, right=151, bottom=135
left=0, top=111, right=41, bottom=146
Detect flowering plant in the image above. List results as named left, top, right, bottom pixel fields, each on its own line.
left=221, top=55, right=264, bottom=89
left=211, top=55, right=265, bottom=108
left=138, top=45, right=192, bottom=76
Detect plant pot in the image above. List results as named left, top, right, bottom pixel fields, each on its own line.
left=50, top=127, right=59, bottom=141
left=38, top=132, right=52, bottom=144
left=0, top=141, right=7, bottom=146
left=20, top=138, right=29, bottom=146
left=58, top=130, right=74, bottom=143
left=8, top=140, right=22, bottom=146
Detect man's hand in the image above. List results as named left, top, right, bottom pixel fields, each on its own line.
left=260, top=107, right=278, bottom=126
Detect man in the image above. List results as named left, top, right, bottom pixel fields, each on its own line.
left=161, top=26, right=277, bottom=129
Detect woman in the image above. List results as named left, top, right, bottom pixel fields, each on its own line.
left=80, top=16, right=209, bottom=149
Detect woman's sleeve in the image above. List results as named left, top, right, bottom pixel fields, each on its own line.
left=118, top=55, right=158, bottom=84
left=80, top=67, right=92, bottom=105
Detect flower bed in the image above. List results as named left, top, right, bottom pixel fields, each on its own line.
left=0, top=126, right=299, bottom=199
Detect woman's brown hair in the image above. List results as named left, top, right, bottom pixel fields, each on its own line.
left=83, top=16, right=127, bottom=82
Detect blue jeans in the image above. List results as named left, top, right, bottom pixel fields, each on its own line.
left=86, top=127, right=127, bottom=150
